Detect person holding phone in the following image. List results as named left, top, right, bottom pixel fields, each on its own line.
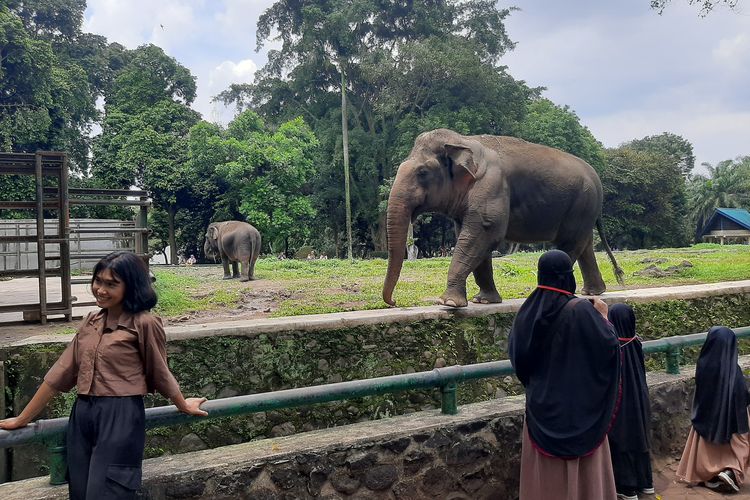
left=509, top=250, right=621, bottom=500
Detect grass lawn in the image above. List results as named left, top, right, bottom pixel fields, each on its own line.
left=152, top=243, right=750, bottom=319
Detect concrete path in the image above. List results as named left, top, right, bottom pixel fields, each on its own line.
left=0, top=276, right=98, bottom=323
left=653, top=456, right=750, bottom=499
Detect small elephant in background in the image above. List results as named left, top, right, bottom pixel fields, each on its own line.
left=204, top=221, right=261, bottom=282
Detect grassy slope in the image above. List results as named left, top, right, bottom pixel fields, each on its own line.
left=152, top=244, right=750, bottom=318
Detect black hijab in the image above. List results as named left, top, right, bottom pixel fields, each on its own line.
left=509, top=250, right=577, bottom=386
left=509, top=250, right=620, bottom=458
left=608, top=303, right=651, bottom=452
left=692, top=326, right=749, bottom=444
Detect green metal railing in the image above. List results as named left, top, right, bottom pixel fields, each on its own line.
left=643, top=326, right=750, bottom=375
left=1, top=325, right=749, bottom=486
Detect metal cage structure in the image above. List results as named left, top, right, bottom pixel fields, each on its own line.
left=0, top=152, right=150, bottom=324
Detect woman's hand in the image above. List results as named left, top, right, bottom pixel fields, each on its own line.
left=590, top=297, right=609, bottom=320
left=178, top=397, right=209, bottom=417
left=0, top=416, right=30, bottom=430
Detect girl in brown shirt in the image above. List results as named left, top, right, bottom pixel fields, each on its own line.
left=0, top=251, right=208, bottom=499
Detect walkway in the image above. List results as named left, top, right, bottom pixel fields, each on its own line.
left=653, top=456, right=750, bottom=499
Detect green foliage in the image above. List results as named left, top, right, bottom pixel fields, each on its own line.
left=218, top=0, right=531, bottom=256
left=687, top=156, right=750, bottom=239
left=601, top=145, right=691, bottom=249
left=186, top=111, right=319, bottom=253
left=651, top=0, right=738, bottom=15
left=90, top=44, right=201, bottom=262
left=518, top=98, right=606, bottom=172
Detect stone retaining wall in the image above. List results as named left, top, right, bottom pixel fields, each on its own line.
left=3, top=357, right=745, bottom=499
left=2, top=281, right=750, bottom=481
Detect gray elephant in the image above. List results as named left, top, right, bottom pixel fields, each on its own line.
left=204, top=221, right=261, bottom=282
left=383, top=128, right=624, bottom=308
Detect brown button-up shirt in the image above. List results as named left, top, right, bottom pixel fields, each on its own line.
left=44, top=309, right=181, bottom=399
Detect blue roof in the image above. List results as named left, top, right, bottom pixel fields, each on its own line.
left=715, top=208, right=750, bottom=230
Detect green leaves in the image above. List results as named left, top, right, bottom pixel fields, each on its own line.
left=188, top=111, right=320, bottom=253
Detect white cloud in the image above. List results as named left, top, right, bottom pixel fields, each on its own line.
left=586, top=106, right=750, bottom=173
left=192, top=59, right=258, bottom=124
left=84, top=0, right=201, bottom=51
left=501, top=1, right=750, bottom=171
left=713, top=33, right=750, bottom=72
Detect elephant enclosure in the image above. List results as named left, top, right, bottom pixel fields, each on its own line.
left=1, top=244, right=749, bottom=345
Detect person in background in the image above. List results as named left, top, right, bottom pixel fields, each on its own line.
left=186, top=254, right=197, bottom=266
left=0, top=252, right=208, bottom=499
left=677, top=326, right=750, bottom=494
left=607, top=303, right=655, bottom=500
left=509, top=250, right=621, bottom=500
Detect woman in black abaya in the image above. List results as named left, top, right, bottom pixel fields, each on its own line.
left=509, top=250, right=621, bottom=500
left=607, top=303, right=654, bottom=499
left=677, top=326, right=750, bottom=493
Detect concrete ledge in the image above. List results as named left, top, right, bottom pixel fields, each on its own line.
left=4, top=354, right=742, bottom=499
left=10, top=280, right=750, bottom=346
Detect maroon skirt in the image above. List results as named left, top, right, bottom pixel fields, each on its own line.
left=677, top=425, right=750, bottom=485
left=519, top=422, right=617, bottom=500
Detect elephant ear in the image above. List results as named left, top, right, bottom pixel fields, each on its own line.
left=444, top=143, right=479, bottom=182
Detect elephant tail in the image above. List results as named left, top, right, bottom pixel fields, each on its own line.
left=596, top=218, right=625, bottom=286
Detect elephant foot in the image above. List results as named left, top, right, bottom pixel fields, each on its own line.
left=437, top=291, right=468, bottom=308
left=471, top=290, right=502, bottom=304
left=222, top=275, right=233, bottom=280
left=581, top=285, right=605, bottom=295
left=239, top=277, right=250, bottom=282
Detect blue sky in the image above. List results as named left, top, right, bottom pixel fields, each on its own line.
left=83, top=1, right=750, bottom=173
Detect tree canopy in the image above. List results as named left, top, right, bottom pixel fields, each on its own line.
left=2, top=0, right=748, bottom=260
left=218, top=0, right=534, bottom=254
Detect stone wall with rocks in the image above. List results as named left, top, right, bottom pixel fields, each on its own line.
left=5, top=357, right=746, bottom=499
left=2, top=284, right=750, bottom=481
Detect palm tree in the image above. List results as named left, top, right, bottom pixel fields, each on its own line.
left=688, top=156, right=750, bottom=240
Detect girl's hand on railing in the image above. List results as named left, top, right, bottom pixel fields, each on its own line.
left=0, top=416, right=30, bottom=430
left=178, top=397, right=209, bottom=417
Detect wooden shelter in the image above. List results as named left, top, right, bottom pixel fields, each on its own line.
left=699, top=208, right=750, bottom=245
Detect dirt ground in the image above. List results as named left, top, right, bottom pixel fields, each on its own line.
left=654, top=455, right=750, bottom=499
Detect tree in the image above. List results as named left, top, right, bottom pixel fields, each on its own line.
left=600, top=147, right=691, bottom=249
left=2, top=1, right=119, bottom=173
left=219, top=0, right=532, bottom=255
left=92, top=45, right=200, bottom=264
left=650, top=0, right=739, bottom=15
left=517, top=98, right=606, bottom=172
left=625, top=132, right=695, bottom=177
left=217, top=112, right=319, bottom=253
left=217, top=0, right=536, bottom=251
left=688, top=157, right=750, bottom=239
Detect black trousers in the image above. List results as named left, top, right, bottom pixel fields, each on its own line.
left=66, top=395, right=145, bottom=500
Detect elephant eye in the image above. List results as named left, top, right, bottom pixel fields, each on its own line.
left=416, top=167, right=428, bottom=179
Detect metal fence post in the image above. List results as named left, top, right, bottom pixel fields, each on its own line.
left=666, top=347, right=681, bottom=375
left=46, top=434, right=67, bottom=485
left=440, top=383, right=458, bottom=415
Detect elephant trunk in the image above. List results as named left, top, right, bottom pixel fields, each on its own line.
left=383, top=191, right=414, bottom=307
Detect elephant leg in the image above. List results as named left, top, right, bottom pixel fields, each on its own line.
left=559, top=236, right=606, bottom=295
left=221, top=257, right=232, bottom=279
left=248, top=253, right=258, bottom=280
left=577, top=237, right=606, bottom=295
left=232, top=261, right=241, bottom=278
left=438, top=224, right=497, bottom=308
left=239, top=258, right=250, bottom=282
left=471, top=257, right=502, bottom=304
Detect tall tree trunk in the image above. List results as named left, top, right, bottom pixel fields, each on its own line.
left=168, top=205, right=178, bottom=265
left=341, top=66, right=354, bottom=261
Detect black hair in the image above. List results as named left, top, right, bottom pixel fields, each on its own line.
left=91, top=251, right=157, bottom=313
